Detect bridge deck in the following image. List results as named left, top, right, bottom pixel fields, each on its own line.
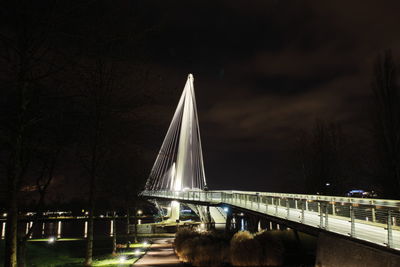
left=141, top=190, right=400, bottom=250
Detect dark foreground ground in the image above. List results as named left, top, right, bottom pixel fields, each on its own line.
left=0, top=235, right=153, bottom=266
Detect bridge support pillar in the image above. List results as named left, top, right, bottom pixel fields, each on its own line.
left=169, top=200, right=180, bottom=223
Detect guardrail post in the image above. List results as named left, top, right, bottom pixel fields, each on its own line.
left=332, top=203, right=336, bottom=216
left=286, top=199, right=290, bottom=219
left=305, top=200, right=309, bottom=211
left=319, top=203, right=323, bottom=228
left=240, top=194, right=242, bottom=206
left=275, top=198, right=278, bottom=216
left=350, top=205, right=355, bottom=237
left=245, top=195, right=247, bottom=208
left=325, top=204, right=329, bottom=230
left=295, top=199, right=298, bottom=209
left=250, top=195, right=253, bottom=209
left=301, top=200, right=305, bottom=223
left=387, top=210, right=393, bottom=248
left=258, top=195, right=261, bottom=210
left=372, top=207, right=376, bottom=223
left=265, top=197, right=269, bottom=213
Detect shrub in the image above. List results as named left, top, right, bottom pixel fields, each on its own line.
left=174, top=228, right=230, bottom=266
left=174, top=227, right=199, bottom=259
left=192, top=234, right=230, bottom=267
left=230, top=231, right=263, bottom=266
left=254, top=230, right=284, bottom=266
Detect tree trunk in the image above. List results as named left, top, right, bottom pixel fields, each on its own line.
left=112, top=211, right=117, bottom=255
left=17, top=239, right=26, bottom=267
left=84, top=174, right=96, bottom=266
left=4, top=197, right=18, bottom=267
left=134, top=208, right=138, bottom=243
left=126, top=208, right=130, bottom=235
left=84, top=211, right=94, bottom=266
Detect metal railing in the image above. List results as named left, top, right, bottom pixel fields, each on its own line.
left=141, top=190, right=400, bottom=250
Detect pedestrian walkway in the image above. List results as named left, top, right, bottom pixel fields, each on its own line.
left=134, top=238, right=182, bottom=267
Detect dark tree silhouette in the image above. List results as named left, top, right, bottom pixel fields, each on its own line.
left=294, top=120, right=351, bottom=195
left=0, top=1, right=75, bottom=266
left=370, top=50, right=400, bottom=199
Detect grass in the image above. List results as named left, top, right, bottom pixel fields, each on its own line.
left=0, top=237, right=150, bottom=267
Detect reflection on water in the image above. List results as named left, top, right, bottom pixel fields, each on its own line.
left=0, top=218, right=153, bottom=239
left=1, top=222, right=5, bottom=238
left=84, top=221, right=88, bottom=238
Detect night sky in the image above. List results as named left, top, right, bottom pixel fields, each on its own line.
left=3, top=0, right=400, bottom=198
left=135, top=0, right=400, bottom=192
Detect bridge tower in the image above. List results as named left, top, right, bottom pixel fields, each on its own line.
left=145, top=74, right=207, bottom=222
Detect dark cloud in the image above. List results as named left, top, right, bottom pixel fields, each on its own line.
left=134, top=0, right=400, bottom=192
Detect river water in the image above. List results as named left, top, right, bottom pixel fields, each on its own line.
left=0, top=217, right=153, bottom=239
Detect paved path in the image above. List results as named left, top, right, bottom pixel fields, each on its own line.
left=134, top=238, right=182, bottom=267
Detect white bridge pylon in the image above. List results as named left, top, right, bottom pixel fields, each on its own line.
left=145, top=74, right=208, bottom=221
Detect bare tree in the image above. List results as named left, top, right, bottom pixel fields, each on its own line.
left=370, top=50, right=400, bottom=199
left=294, top=120, right=351, bottom=195
left=0, top=2, right=74, bottom=266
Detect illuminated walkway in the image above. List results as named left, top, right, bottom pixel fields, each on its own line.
left=134, top=238, right=182, bottom=267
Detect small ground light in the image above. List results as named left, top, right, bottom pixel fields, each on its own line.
left=134, top=249, right=141, bottom=255
left=48, top=237, right=56, bottom=243
left=142, top=241, right=148, bottom=245
left=119, top=256, right=126, bottom=263
left=223, top=207, right=229, bottom=212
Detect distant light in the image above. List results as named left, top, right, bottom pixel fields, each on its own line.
left=223, top=207, right=229, bottom=212
left=200, top=223, right=205, bottom=229
left=137, top=210, right=143, bottom=215
left=48, top=237, right=56, bottom=243
left=2, top=213, right=7, bottom=217
left=142, top=241, right=148, bottom=246
left=134, top=249, right=141, bottom=255
left=85, top=211, right=89, bottom=215
left=239, top=213, right=244, bottom=216
left=119, top=256, right=127, bottom=263
left=325, top=183, right=330, bottom=186
left=100, top=215, right=104, bottom=218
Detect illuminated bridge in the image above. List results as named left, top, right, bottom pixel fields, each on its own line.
left=141, top=74, right=400, bottom=255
